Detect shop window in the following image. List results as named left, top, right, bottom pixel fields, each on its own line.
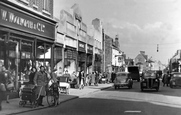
left=19, top=0, right=29, bottom=5
left=36, top=41, right=51, bottom=72
left=54, top=47, right=62, bottom=68
left=7, top=38, right=20, bottom=91
left=20, top=40, right=33, bottom=81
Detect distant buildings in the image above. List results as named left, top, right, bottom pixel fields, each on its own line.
left=0, top=0, right=127, bottom=94
left=168, top=49, right=181, bottom=72
left=135, top=51, right=165, bottom=72
left=135, top=51, right=148, bottom=72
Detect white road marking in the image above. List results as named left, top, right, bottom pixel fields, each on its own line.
left=124, top=110, right=141, bottom=113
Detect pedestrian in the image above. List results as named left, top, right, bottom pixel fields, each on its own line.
left=87, top=73, right=91, bottom=86
left=29, top=67, right=37, bottom=85
left=113, top=72, right=116, bottom=83
left=69, top=71, right=77, bottom=88
left=95, top=71, right=99, bottom=86
left=2, top=66, right=11, bottom=103
left=162, top=72, right=168, bottom=87
left=111, top=71, right=114, bottom=83
left=78, top=70, right=84, bottom=89
left=51, top=69, right=58, bottom=83
left=64, top=70, right=71, bottom=79
left=50, top=69, right=59, bottom=106
left=91, top=72, right=95, bottom=86
left=34, top=66, right=48, bottom=106
left=0, top=66, right=6, bottom=111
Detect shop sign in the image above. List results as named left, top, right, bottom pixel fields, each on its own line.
left=78, top=41, right=85, bottom=52
left=87, top=45, right=93, bottom=54
left=0, top=4, right=55, bottom=39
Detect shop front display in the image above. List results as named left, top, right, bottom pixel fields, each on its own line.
left=0, top=1, right=56, bottom=90
left=64, top=46, right=76, bottom=74
left=77, top=41, right=86, bottom=72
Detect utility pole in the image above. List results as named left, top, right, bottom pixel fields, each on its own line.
left=103, top=29, right=106, bottom=72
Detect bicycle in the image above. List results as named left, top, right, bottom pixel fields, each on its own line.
left=46, top=81, right=60, bottom=107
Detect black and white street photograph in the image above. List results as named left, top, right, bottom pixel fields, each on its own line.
left=0, top=0, right=181, bottom=115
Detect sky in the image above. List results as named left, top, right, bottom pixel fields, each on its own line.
left=54, top=0, right=181, bottom=64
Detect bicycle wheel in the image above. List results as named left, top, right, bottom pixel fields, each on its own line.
left=46, top=89, right=55, bottom=107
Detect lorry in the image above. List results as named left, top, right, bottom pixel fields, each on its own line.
left=128, top=66, right=140, bottom=82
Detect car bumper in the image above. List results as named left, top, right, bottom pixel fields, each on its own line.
left=141, top=82, right=159, bottom=89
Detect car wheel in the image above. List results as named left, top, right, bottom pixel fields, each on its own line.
left=128, top=85, right=132, bottom=89
left=114, top=86, right=117, bottom=89
left=130, top=85, right=132, bottom=89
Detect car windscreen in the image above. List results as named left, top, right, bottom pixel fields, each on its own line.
left=117, top=73, right=127, bottom=79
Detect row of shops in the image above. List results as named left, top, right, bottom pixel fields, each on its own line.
left=0, top=1, right=102, bottom=91
left=168, top=50, right=181, bottom=72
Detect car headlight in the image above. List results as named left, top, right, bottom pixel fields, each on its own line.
left=155, top=79, right=158, bottom=82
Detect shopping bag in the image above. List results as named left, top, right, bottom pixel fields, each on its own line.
left=0, top=83, right=6, bottom=91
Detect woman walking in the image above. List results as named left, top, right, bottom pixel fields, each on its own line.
left=34, top=66, right=48, bottom=106
left=0, top=67, right=6, bottom=111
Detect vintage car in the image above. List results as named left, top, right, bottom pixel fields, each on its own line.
left=140, top=70, right=160, bottom=91
left=114, top=72, right=133, bottom=89
left=170, top=72, right=181, bottom=88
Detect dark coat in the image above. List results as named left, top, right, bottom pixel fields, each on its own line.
left=34, top=71, right=48, bottom=96
left=29, top=72, right=36, bottom=84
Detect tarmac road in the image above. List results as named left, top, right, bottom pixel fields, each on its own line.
left=15, top=81, right=181, bottom=115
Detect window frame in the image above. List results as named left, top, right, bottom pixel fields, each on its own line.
left=19, top=0, right=29, bottom=5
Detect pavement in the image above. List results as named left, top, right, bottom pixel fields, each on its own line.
left=0, top=83, right=113, bottom=115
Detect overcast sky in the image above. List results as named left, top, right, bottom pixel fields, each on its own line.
left=54, top=0, right=181, bottom=64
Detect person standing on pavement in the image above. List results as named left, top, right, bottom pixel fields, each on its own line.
left=2, top=66, right=11, bottom=103
left=69, top=71, right=77, bottom=88
left=29, top=67, right=37, bottom=85
left=95, top=71, right=99, bottom=86
left=78, top=70, right=84, bottom=89
left=0, top=67, right=6, bottom=111
left=34, top=66, right=48, bottom=106
left=91, top=72, right=95, bottom=86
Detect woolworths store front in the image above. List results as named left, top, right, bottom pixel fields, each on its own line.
left=0, top=1, right=56, bottom=92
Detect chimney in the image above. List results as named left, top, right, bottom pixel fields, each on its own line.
left=140, top=51, right=145, bottom=55
left=115, top=34, right=119, bottom=48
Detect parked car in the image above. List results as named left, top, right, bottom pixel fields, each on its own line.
left=170, top=72, right=181, bottom=88
left=128, top=66, right=140, bottom=82
left=114, top=72, right=133, bottom=89
left=140, top=70, right=160, bottom=91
